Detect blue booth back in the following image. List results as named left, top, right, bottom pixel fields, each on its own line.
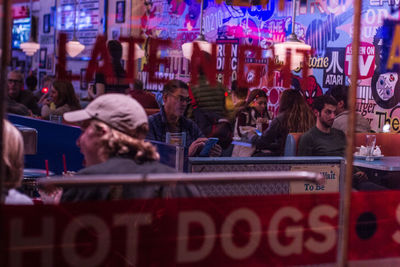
left=8, top=114, right=84, bottom=175
left=8, top=114, right=186, bottom=174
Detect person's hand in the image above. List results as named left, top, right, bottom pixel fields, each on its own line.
left=209, top=144, right=222, bottom=157
left=38, top=187, right=63, bottom=204
left=353, top=171, right=368, bottom=184
left=38, top=93, right=49, bottom=105
left=256, top=117, right=268, bottom=124
left=42, top=98, right=51, bottom=106
left=88, top=84, right=95, bottom=100
left=188, top=137, right=208, bottom=157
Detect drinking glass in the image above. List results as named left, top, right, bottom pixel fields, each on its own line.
left=365, top=135, right=376, bottom=161
left=49, top=114, right=62, bottom=124
left=166, top=132, right=186, bottom=147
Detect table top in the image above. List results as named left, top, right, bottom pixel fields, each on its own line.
left=353, top=156, right=400, bottom=171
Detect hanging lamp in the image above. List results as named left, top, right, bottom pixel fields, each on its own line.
left=273, top=0, right=311, bottom=70
left=66, top=0, right=85, bottom=57
left=20, top=0, right=40, bottom=56
left=181, top=0, right=211, bottom=59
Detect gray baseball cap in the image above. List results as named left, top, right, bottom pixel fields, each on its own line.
left=63, top=94, right=148, bottom=136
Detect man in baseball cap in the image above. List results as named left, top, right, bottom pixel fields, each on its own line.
left=61, top=94, right=180, bottom=202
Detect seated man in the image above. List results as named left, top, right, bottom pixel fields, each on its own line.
left=147, top=79, right=222, bottom=157
left=298, top=95, right=385, bottom=191
left=298, top=95, right=346, bottom=156
left=7, top=70, right=40, bottom=115
left=327, top=85, right=371, bottom=134
left=60, top=94, right=198, bottom=202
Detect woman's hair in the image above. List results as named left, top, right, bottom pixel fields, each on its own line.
left=53, top=80, right=81, bottom=110
left=107, top=40, right=126, bottom=78
left=279, top=89, right=315, bottom=132
left=245, top=89, right=267, bottom=106
left=90, top=120, right=160, bottom=163
left=2, top=120, right=24, bottom=189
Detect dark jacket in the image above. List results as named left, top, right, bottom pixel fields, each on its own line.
left=147, top=107, right=204, bottom=147
left=61, top=157, right=200, bottom=202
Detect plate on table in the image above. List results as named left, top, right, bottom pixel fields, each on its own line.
left=354, top=154, right=384, bottom=160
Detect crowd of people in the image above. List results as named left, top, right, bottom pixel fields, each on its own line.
left=3, top=40, right=382, bottom=204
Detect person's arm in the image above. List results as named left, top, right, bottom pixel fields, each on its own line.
left=41, top=104, right=51, bottom=119
left=94, top=83, right=105, bottom=98
left=28, top=97, right=40, bottom=115
left=236, top=111, right=248, bottom=138
left=251, top=117, right=281, bottom=150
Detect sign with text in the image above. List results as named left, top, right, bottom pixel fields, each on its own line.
left=290, top=164, right=341, bottom=194
left=1, top=194, right=339, bottom=266
left=323, top=47, right=346, bottom=88
left=4, top=191, right=400, bottom=265
left=345, top=42, right=375, bottom=79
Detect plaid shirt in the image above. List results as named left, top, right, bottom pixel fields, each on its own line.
left=147, top=107, right=204, bottom=147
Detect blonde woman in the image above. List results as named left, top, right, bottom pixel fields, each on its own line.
left=2, top=120, right=33, bottom=204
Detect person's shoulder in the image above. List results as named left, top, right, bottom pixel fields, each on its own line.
left=331, top=127, right=346, bottom=137
left=138, top=161, right=177, bottom=174
left=148, top=111, right=162, bottom=121
left=5, top=189, right=33, bottom=205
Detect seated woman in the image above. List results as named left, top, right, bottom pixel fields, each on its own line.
left=2, top=120, right=33, bottom=204
left=232, top=89, right=271, bottom=156
left=251, top=89, right=315, bottom=156
left=234, top=89, right=271, bottom=138
left=41, top=80, right=81, bottom=120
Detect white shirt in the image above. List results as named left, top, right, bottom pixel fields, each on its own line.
left=5, top=189, right=33, bottom=205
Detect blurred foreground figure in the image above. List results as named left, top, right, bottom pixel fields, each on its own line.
left=61, top=94, right=188, bottom=202
left=2, top=120, right=33, bottom=204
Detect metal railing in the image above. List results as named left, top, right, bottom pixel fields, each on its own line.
left=37, top=171, right=325, bottom=187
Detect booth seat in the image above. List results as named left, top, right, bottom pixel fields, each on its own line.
left=145, top=108, right=160, bottom=116
left=284, top=132, right=400, bottom=156
left=354, top=133, right=400, bottom=156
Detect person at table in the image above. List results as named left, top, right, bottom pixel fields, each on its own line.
left=41, top=80, right=81, bottom=120
left=61, top=94, right=198, bottom=202
left=298, top=95, right=345, bottom=156
left=249, top=89, right=314, bottom=156
left=88, top=40, right=129, bottom=99
left=7, top=70, right=40, bottom=115
left=327, top=85, right=371, bottom=134
left=147, top=79, right=222, bottom=157
left=298, top=95, right=385, bottom=190
left=2, top=119, right=33, bottom=204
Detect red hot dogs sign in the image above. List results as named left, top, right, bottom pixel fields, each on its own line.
left=2, top=192, right=400, bottom=266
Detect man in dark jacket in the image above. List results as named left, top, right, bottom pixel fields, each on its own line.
left=7, top=70, right=40, bottom=115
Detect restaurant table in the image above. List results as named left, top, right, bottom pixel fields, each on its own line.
left=353, top=156, right=400, bottom=171
left=353, top=156, right=400, bottom=189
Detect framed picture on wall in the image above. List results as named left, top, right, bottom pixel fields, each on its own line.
left=43, top=14, right=51, bottom=33
left=18, top=60, right=26, bottom=73
left=39, top=48, right=47, bottom=69
left=11, top=57, right=18, bottom=69
left=80, top=69, right=88, bottom=90
left=46, top=54, right=53, bottom=70
left=39, top=71, right=46, bottom=88
left=115, top=1, right=125, bottom=23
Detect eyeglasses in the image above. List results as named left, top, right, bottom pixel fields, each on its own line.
left=168, top=94, right=191, bottom=104
left=8, top=79, right=22, bottom=84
